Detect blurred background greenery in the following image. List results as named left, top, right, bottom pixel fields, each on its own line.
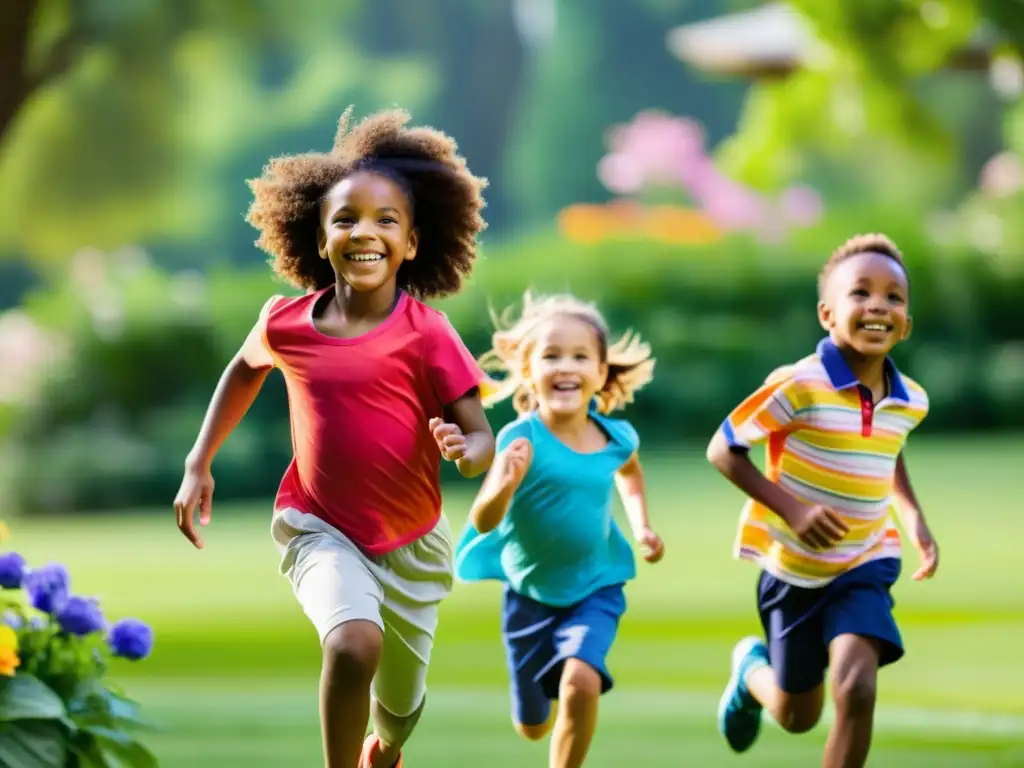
left=1, top=1, right=1023, bottom=766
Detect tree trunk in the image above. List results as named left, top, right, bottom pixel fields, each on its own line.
left=0, top=0, right=37, bottom=145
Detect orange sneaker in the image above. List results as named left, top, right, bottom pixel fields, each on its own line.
left=359, top=734, right=403, bottom=768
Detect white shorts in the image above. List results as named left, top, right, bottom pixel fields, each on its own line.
left=272, top=508, right=454, bottom=717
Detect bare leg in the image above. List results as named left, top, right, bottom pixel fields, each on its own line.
left=746, top=665, right=825, bottom=734
left=515, top=707, right=556, bottom=742
left=319, top=620, right=383, bottom=768
left=823, top=634, right=880, bottom=768
left=369, top=696, right=426, bottom=768
left=549, top=659, right=602, bottom=768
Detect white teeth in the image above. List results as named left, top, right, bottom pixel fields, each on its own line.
left=347, top=253, right=384, bottom=262
left=553, top=383, right=580, bottom=391
left=862, top=324, right=888, bottom=331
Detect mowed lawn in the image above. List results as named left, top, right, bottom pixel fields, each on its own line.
left=6, top=435, right=1024, bottom=767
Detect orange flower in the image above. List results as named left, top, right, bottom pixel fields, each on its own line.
left=0, top=625, right=20, bottom=677
left=557, top=204, right=613, bottom=244
left=643, top=205, right=722, bottom=245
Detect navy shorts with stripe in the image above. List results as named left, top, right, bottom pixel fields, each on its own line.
left=501, top=583, right=626, bottom=727
left=757, top=557, right=904, bottom=694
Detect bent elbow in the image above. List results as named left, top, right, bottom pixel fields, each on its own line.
left=471, top=514, right=496, bottom=535
left=706, top=432, right=726, bottom=467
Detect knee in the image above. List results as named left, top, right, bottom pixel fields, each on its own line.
left=515, top=721, right=551, bottom=741
left=559, top=660, right=602, bottom=703
left=832, top=668, right=877, bottom=716
left=775, top=689, right=824, bottom=734
left=780, top=708, right=821, bottom=734
left=322, top=620, right=382, bottom=686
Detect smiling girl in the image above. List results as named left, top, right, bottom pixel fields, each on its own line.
left=173, top=107, right=495, bottom=768
left=454, top=291, right=663, bottom=768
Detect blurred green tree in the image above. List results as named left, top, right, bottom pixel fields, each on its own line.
left=0, top=0, right=429, bottom=269
left=686, top=1, right=1024, bottom=193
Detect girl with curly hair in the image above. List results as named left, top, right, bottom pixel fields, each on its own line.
left=173, top=107, right=495, bottom=768
left=454, top=291, right=664, bottom=768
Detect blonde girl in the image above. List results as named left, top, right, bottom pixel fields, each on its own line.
left=455, top=291, right=663, bottom=768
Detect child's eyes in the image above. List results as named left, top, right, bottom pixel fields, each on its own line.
left=850, top=288, right=870, bottom=298
left=888, top=293, right=905, bottom=303
left=332, top=216, right=396, bottom=226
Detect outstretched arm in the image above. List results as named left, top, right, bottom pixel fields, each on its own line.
left=469, top=437, right=532, bottom=533
left=174, top=298, right=275, bottom=549
left=894, top=452, right=938, bottom=580
left=615, top=453, right=663, bottom=563
left=175, top=350, right=271, bottom=548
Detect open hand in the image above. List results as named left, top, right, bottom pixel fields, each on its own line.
left=496, top=437, right=532, bottom=493
left=174, top=466, right=214, bottom=549
left=912, top=527, right=939, bottom=581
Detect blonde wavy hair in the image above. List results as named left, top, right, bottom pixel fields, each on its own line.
left=478, top=291, right=655, bottom=414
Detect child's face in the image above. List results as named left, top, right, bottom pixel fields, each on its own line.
left=527, top=316, right=608, bottom=417
left=818, top=251, right=911, bottom=358
left=318, top=171, right=417, bottom=294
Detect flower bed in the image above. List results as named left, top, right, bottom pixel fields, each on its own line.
left=0, top=547, right=156, bottom=767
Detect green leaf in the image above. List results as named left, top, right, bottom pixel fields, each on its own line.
left=0, top=719, right=68, bottom=768
left=67, top=681, right=157, bottom=733
left=0, top=676, right=67, bottom=722
left=68, top=733, right=114, bottom=768
left=85, top=725, right=158, bottom=768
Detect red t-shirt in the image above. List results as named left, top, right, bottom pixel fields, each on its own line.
left=242, top=287, right=483, bottom=555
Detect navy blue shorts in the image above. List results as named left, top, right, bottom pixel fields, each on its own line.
left=501, top=583, right=626, bottom=727
left=757, top=558, right=903, bottom=694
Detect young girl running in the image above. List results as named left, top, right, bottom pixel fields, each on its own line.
left=173, top=107, right=495, bottom=768
left=455, top=292, right=664, bottom=768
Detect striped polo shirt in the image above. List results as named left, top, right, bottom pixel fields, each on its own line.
left=722, top=337, right=929, bottom=587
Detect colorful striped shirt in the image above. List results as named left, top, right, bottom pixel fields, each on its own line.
left=722, top=337, right=929, bottom=587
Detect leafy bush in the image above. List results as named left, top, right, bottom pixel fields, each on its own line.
left=2, top=228, right=1021, bottom=513
left=0, top=548, right=156, bottom=767
left=440, top=223, right=1024, bottom=441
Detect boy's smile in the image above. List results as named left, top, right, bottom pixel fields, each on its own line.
left=818, top=251, right=911, bottom=358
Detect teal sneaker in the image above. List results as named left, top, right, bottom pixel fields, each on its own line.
left=717, top=636, right=770, bottom=753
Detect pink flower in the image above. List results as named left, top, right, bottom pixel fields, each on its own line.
left=979, top=152, right=1023, bottom=198
left=597, top=153, right=645, bottom=195
left=600, top=111, right=705, bottom=192
left=780, top=185, right=824, bottom=227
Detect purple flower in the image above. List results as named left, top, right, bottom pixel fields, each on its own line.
left=56, top=596, right=106, bottom=636
left=28, top=616, right=46, bottom=631
left=1, top=610, right=22, bottom=629
left=24, top=563, right=70, bottom=614
left=0, top=552, right=26, bottom=589
left=107, top=619, right=154, bottom=661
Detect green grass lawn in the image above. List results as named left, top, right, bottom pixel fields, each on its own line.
left=6, top=434, right=1024, bottom=766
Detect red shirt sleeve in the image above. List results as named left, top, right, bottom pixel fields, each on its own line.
left=239, top=295, right=281, bottom=369
left=424, top=311, right=484, bottom=405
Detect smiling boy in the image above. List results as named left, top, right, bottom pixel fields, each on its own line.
left=706, top=234, right=940, bottom=768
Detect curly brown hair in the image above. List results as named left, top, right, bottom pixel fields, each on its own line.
left=817, top=233, right=907, bottom=300
left=246, top=107, right=488, bottom=298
